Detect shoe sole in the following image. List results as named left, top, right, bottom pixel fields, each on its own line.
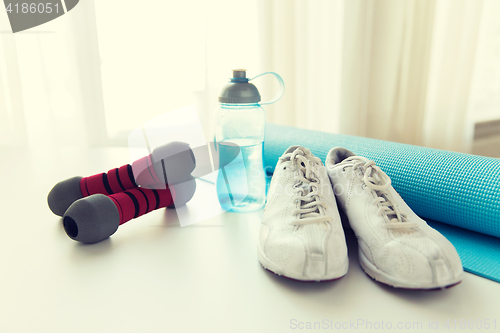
left=358, top=250, right=463, bottom=290
left=257, top=244, right=349, bottom=282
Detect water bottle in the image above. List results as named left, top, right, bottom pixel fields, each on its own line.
left=214, top=69, right=284, bottom=212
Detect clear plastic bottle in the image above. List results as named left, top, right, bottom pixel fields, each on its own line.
left=214, top=69, right=284, bottom=212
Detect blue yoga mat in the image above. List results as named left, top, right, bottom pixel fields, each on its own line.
left=264, top=124, right=500, bottom=283
left=428, top=220, right=500, bottom=283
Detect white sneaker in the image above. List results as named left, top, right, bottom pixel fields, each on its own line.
left=257, top=146, right=349, bottom=281
left=326, top=147, right=463, bottom=289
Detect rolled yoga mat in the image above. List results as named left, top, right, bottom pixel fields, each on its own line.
left=264, top=124, right=500, bottom=283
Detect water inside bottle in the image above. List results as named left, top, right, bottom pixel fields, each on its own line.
left=216, top=138, right=266, bottom=212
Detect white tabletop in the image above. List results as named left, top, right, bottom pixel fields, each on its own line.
left=1, top=146, right=499, bottom=333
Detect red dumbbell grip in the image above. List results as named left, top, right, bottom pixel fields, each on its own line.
left=79, top=164, right=137, bottom=197
left=108, top=187, right=175, bottom=225
left=79, top=157, right=165, bottom=198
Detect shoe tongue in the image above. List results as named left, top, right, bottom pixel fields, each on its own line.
left=342, top=156, right=369, bottom=165
left=284, top=145, right=312, bottom=156
left=329, top=147, right=357, bottom=164
left=337, top=157, right=370, bottom=175
left=281, top=146, right=313, bottom=163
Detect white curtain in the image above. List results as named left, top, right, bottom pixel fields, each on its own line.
left=1, top=0, right=493, bottom=155
left=259, top=0, right=485, bottom=153
left=0, top=0, right=261, bottom=148
left=0, top=0, right=107, bottom=148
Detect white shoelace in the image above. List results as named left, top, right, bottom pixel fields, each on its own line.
left=280, top=149, right=331, bottom=226
left=342, top=156, right=418, bottom=229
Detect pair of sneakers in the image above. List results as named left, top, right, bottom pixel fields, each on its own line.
left=257, top=146, right=463, bottom=289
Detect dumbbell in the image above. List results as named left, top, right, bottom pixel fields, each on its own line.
left=63, top=178, right=196, bottom=243
left=47, top=141, right=195, bottom=216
